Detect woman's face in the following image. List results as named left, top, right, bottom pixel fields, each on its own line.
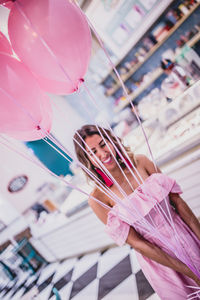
left=85, top=134, right=117, bottom=171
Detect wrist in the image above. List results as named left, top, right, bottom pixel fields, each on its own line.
left=184, top=267, right=198, bottom=281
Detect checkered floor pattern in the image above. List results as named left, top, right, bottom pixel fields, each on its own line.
left=0, top=245, right=160, bottom=300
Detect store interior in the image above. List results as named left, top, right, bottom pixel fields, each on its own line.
left=0, top=0, right=200, bottom=299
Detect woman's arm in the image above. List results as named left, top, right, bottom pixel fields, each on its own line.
left=89, top=195, right=200, bottom=285
left=127, top=227, right=200, bottom=285
left=170, top=193, right=200, bottom=240
left=139, top=155, right=200, bottom=239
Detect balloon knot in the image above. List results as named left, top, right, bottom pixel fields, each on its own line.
left=37, top=125, right=41, bottom=130
left=80, top=78, right=84, bottom=83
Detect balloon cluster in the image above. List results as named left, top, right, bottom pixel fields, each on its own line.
left=0, top=0, right=91, bottom=141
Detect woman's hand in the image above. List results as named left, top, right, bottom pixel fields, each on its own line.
left=127, top=228, right=200, bottom=283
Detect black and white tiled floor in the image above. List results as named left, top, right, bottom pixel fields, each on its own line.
left=0, top=245, right=160, bottom=300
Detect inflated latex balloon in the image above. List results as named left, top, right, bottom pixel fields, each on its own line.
left=1, top=1, right=14, bottom=9
left=0, top=0, right=11, bottom=4
left=0, top=53, right=52, bottom=141
left=8, top=0, right=92, bottom=95
left=0, top=0, right=14, bottom=9
left=0, top=32, right=13, bottom=55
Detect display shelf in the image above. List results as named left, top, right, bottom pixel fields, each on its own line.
left=105, top=2, right=200, bottom=97
left=187, top=30, right=200, bottom=47
left=98, top=0, right=173, bottom=85
left=113, top=30, right=200, bottom=113
left=114, top=68, right=163, bottom=113
left=160, top=80, right=200, bottom=128
left=147, top=79, right=200, bottom=129
left=123, top=80, right=200, bottom=158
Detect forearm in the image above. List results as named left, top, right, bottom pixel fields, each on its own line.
left=127, top=228, right=198, bottom=281
left=173, top=195, right=200, bottom=240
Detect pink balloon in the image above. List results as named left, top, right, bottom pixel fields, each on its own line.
left=0, top=31, right=13, bottom=55
left=0, top=53, right=52, bottom=141
left=2, top=1, right=14, bottom=9
left=0, top=0, right=11, bottom=4
left=8, top=0, right=92, bottom=95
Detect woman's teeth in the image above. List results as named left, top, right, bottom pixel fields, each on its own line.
left=103, top=156, right=112, bottom=164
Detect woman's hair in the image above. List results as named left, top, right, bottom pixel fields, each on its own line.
left=73, top=124, right=135, bottom=185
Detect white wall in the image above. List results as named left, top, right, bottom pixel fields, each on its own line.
left=50, top=94, right=86, bottom=155
left=0, top=194, right=28, bottom=245
left=0, top=138, right=54, bottom=213
left=0, top=195, right=19, bottom=225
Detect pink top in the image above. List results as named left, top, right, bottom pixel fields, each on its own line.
left=104, top=173, right=200, bottom=299
left=105, top=173, right=182, bottom=246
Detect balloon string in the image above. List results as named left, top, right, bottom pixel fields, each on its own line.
left=80, top=78, right=181, bottom=256
left=51, top=77, right=181, bottom=256
left=75, top=128, right=135, bottom=192
left=81, top=81, right=144, bottom=185
left=0, top=135, right=159, bottom=236
left=49, top=106, right=133, bottom=199
left=46, top=135, right=175, bottom=239
left=52, top=101, right=168, bottom=229
left=0, top=134, right=111, bottom=211
left=43, top=135, right=126, bottom=206
left=186, top=287, right=200, bottom=300
left=86, top=18, right=157, bottom=172
left=46, top=135, right=150, bottom=227
left=67, top=91, right=135, bottom=192
left=73, top=132, right=130, bottom=198
left=44, top=137, right=191, bottom=269
left=0, top=138, right=173, bottom=249
left=47, top=129, right=162, bottom=234
left=1, top=134, right=198, bottom=276
left=45, top=133, right=128, bottom=202
left=80, top=82, right=174, bottom=226
left=49, top=101, right=130, bottom=202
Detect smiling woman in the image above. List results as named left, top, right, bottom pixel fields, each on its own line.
left=73, top=124, right=200, bottom=299
left=73, top=124, right=135, bottom=187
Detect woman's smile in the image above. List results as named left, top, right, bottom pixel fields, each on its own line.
left=85, top=134, right=116, bottom=170
left=101, top=154, right=113, bottom=165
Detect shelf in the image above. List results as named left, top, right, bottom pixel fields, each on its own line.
left=105, top=2, right=200, bottom=97
left=114, top=68, right=163, bottom=113
left=187, top=30, right=200, bottom=47
left=99, top=0, right=173, bottom=85
left=114, top=28, right=200, bottom=113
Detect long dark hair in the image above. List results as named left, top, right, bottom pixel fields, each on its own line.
left=73, top=124, right=135, bottom=185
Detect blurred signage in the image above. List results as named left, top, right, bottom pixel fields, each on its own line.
left=8, top=175, right=28, bottom=193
